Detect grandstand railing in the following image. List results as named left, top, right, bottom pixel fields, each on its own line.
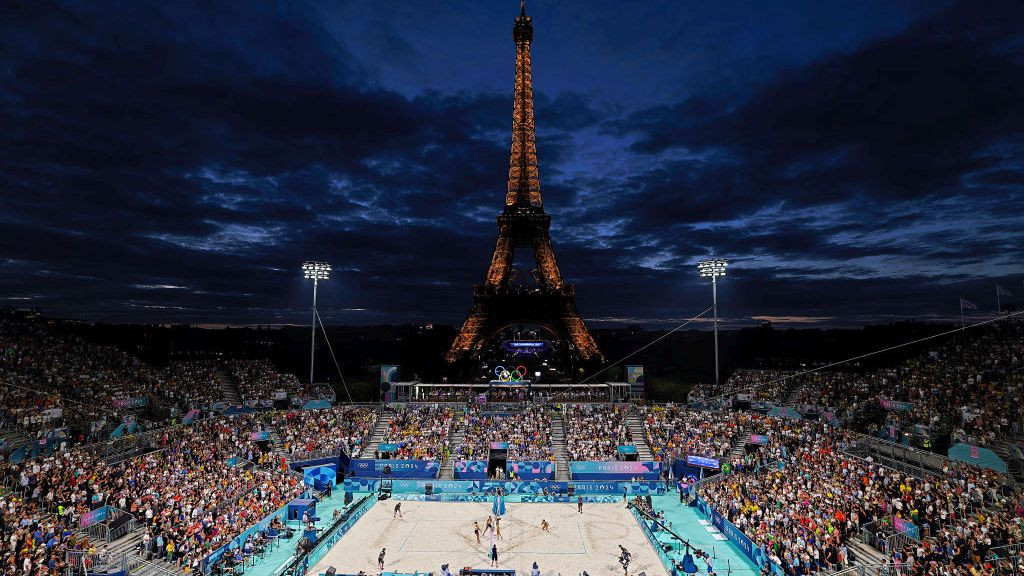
left=844, top=432, right=948, bottom=478
left=828, top=564, right=895, bottom=576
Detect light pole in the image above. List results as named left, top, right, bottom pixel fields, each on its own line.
left=697, top=258, right=728, bottom=388
left=302, top=261, right=331, bottom=387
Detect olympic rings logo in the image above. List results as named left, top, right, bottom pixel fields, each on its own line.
left=493, top=365, right=528, bottom=382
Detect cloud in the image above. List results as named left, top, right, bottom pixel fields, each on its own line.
left=0, top=0, right=1020, bottom=328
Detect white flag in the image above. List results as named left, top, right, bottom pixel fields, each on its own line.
left=996, top=284, right=1013, bottom=297
left=960, top=298, right=977, bottom=311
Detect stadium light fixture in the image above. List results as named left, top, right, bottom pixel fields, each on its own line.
left=302, top=261, right=331, bottom=387
left=697, top=258, right=728, bottom=388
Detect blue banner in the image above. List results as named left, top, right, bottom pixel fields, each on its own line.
left=182, top=409, right=199, bottom=425
left=893, top=517, right=920, bottom=540
left=617, top=445, right=638, bottom=455
left=454, top=460, right=488, bottom=480
left=80, top=506, right=108, bottom=528
left=507, top=461, right=555, bottom=480
left=686, top=454, right=720, bottom=469
left=302, top=399, right=332, bottom=410
left=377, top=443, right=400, bottom=453
left=348, top=459, right=440, bottom=478
left=303, top=465, right=337, bottom=490
left=342, top=478, right=663, bottom=496
left=695, top=497, right=784, bottom=575
left=569, top=460, right=661, bottom=480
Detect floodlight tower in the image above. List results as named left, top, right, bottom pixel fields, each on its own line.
left=302, top=261, right=331, bottom=387
left=697, top=258, right=728, bottom=388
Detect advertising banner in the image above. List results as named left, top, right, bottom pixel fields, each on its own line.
left=893, top=517, right=920, bottom=541
left=380, top=365, right=399, bottom=402
left=880, top=399, right=915, bottom=411
left=749, top=434, right=770, bottom=445
left=182, top=409, right=200, bottom=425
left=250, top=431, right=270, bottom=441
left=569, top=460, right=661, bottom=481
left=686, top=455, right=721, bottom=469
left=79, top=506, right=108, bottom=528
left=626, top=365, right=644, bottom=384
left=348, top=459, right=440, bottom=479
left=341, top=478, right=663, bottom=496
left=111, top=397, right=147, bottom=409
left=454, top=461, right=556, bottom=481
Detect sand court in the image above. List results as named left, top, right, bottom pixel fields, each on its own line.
left=309, top=499, right=669, bottom=575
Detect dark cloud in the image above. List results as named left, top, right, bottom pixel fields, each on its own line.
left=0, top=0, right=1021, bottom=328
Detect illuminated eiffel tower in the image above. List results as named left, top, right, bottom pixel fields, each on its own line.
left=447, top=1, right=602, bottom=364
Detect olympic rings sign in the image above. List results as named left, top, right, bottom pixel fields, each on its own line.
left=493, top=365, right=528, bottom=382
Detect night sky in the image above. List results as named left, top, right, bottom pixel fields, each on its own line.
left=2, top=1, right=1022, bottom=329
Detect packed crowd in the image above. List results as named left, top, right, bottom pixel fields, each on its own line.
left=276, top=406, right=377, bottom=458
left=699, top=417, right=1023, bottom=575
left=690, top=369, right=800, bottom=403
left=0, top=411, right=305, bottom=576
left=225, top=360, right=303, bottom=402
left=563, top=404, right=631, bottom=461
left=457, top=406, right=553, bottom=461
left=639, top=404, right=750, bottom=462
left=376, top=405, right=455, bottom=460
left=0, top=315, right=225, bottom=439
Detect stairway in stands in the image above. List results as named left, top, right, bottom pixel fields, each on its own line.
left=847, top=538, right=889, bottom=567
left=991, top=432, right=1024, bottom=483
left=216, top=367, right=242, bottom=405
left=624, top=415, right=655, bottom=460
left=269, top=429, right=287, bottom=458
left=550, top=411, right=571, bottom=481
left=363, top=414, right=392, bottom=457
left=440, top=424, right=466, bottom=480
left=0, top=428, right=32, bottom=454
left=780, top=379, right=806, bottom=407
left=728, top=433, right=750, bottom=462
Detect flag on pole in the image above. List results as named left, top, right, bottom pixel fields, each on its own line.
left=996, top=284, right=1013, bottom=297
left=960, top=298, right=977, bottom=310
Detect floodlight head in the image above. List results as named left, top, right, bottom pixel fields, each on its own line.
left=697, top=258, right=728, bottom=278
left=302, top=261, right=331, bottom=280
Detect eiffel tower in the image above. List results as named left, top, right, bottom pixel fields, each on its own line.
left=446, top=1, right=602, bottom=365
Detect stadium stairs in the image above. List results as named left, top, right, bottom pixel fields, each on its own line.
left=991, top=432, right=1024, bottom=483
left=728, top=433, right=749, bottom=461
left=550, top=411, right=571, bottom=481
left=780, top=380, right=806, bottom=407
left=847, top=538, right=889, bottom=568
left=624, top=415, right=655, bottom=460
left=362, top=416, right=391, bottom=457
left=216, top=366, right=242, bottom=405
left=269, top=429, right=286, bottom=457
left=439, top=425, right=465, bottom=480
left=0, top=428, right=32, bottom=454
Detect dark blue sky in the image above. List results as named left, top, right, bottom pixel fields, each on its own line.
left=1, top=0, right=1022, bottom=328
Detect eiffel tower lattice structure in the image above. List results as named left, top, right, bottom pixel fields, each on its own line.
left=446, top=2, right=603, bottom=365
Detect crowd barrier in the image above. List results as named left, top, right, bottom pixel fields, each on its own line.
left=201, top=489, right=312, bottom=575
left=568, top=460, right=661, bottom=480
left=454, top=460, right=555, bottom=480
left=342, top=477, right=664, bottom=495
left=693, top=497, right=784, bottom=575
left=348, top=458, right=440, bottom=478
